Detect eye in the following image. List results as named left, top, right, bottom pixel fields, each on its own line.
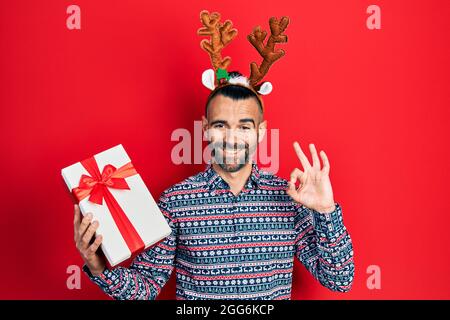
left=213, top=124, right=224, bottom=129
left=240, top=126, right=251, bottom=130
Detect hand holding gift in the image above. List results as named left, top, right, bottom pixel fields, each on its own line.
left=73, top=204, right=106, bottom=276
left=62, top=144, right=172, bottom=269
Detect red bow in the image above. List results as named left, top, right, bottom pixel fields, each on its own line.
left=72, top=157, right=144, bottom=257
left=73, top=160, right=136, bottom=205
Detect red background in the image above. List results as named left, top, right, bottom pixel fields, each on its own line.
left=1, top=0, right=449, bottom=299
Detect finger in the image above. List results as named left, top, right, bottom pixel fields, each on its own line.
left=73, top=204, right=81, bottom=225
left=286, top=182, right=298, bottom=200
left=78, top=212, right=93, bottom=238
left=287, top=177, right=297, bottom=193
left=293, top=141, right=312, bottom=170
left=287, top=168, right=302, bottom=197
left=290, top=168, right=304, bottom=184
left=292, top=168, right=309, bottom=190
left=286, top=184, right=296, bottom=199
left=73, top=204, right=81, bottom=240
left=309, top=143, right=320, bottom=169
left=81, top=220, right=99, bottom=249
left=320, top=150, right=330, bottom=174
left=87, top=235, right=103, bottom=256
left=286, top=180, right=302, bottom=203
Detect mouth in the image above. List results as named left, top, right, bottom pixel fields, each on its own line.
left=219, top=148, right=245, bottom=155
left=212, top=145, right=250, bottom=166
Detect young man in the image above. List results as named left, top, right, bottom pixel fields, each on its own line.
left=74, top=75, right=355, bottom=300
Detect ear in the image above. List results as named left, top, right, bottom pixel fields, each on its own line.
left=202, top=69, right=216, bottom=91
left=202, top=115, right=209, bottom=139
left=257, top=82, right=273, bottom=95
left=258, top=120, right=267, bottom=143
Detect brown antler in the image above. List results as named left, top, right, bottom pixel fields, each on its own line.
left=247, top=16, right=290, bottom=87
left=197, top=10, right=238, bottom=72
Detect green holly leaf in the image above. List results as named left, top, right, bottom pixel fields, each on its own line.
left=216, top=68, right=230, bottom=81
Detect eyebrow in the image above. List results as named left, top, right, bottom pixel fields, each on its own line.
left=210, top=119, right=256, bottom=127
left=239, top=118, right=256, bottom=126
left=210, top=120, right=227, bottom=126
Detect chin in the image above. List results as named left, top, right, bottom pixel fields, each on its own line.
left=212, top=147, right=251, bottom=172
left=217, top=162, right=247, bottom=173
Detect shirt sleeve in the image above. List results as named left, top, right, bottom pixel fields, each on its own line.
left=82, top=190, right=178, bottom=300
left=294, top=202, right=354, bottom=292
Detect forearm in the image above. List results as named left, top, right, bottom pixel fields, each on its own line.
left=312, top=203, right=354, bottom=291
left=297, top=203, right=355, bottom=292
left=83, top=264, right=160, bottom=300
left=84, top=232, right=176, bottom=299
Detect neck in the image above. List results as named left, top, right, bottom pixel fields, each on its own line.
left=211, top=162, right=253, bottom=196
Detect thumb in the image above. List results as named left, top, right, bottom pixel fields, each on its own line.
left=286, top=181, right=297, bottom=198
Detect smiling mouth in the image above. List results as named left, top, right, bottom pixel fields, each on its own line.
left=220, top=148, right=245, bottom=155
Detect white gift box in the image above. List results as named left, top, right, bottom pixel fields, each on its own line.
left=61, top=144, right=172, bottom=267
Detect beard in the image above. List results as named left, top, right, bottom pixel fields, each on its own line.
left=209, top=138, right=257, bottom=173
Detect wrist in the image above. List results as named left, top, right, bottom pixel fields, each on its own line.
left=314, top=203, right=336, bottom=214
left=89, top=265, right=106, bottom=277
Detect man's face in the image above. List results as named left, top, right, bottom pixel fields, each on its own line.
left=203, top=94, right=266, bottom=173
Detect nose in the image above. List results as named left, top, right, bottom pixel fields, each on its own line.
left=224, top=128, right=248, bottom=143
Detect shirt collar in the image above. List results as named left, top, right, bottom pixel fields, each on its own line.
left=203, top=160, right=261, bottom=192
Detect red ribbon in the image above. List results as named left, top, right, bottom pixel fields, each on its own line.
left=72, top=157, right=145, bottom=255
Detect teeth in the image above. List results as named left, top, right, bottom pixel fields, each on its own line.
left=223, top=149, right=240, bottom=154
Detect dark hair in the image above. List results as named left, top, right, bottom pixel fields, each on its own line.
left=205, top=71, right=263, bottom=116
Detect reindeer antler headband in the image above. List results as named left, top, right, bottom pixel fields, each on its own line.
left=197, top=10, right=290, bottom=102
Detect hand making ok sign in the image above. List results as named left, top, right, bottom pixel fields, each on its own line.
left=287, top=142, right=336, bottom=214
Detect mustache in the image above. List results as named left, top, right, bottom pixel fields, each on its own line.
left=209, top=141, right=249, bottom=150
